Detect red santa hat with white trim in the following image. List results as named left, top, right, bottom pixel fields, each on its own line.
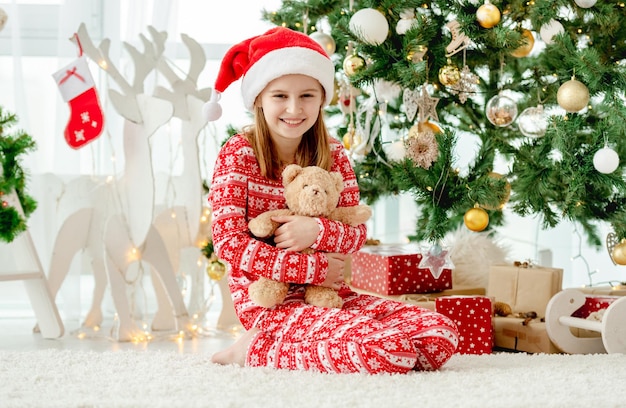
left=203, top=26, right=335, bottom=122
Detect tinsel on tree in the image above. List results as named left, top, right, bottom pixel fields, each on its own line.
left=261, top=0, right=626, bottom=256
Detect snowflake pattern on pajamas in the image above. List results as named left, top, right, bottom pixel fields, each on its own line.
left=209, top=135, right=458, bottom=374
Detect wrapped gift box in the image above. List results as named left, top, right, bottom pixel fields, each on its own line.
left=351, top=286, right=485, bottom=312
left=493, top=317, right=561, bottom=354
left=435, top=296, right=493, bottom=355
left=351, top=244, right=452, bottom=296
left=487, top=263, right=563, bottom=315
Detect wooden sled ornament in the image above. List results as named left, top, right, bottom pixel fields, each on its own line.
left=545, top=289, right=626, bottom=354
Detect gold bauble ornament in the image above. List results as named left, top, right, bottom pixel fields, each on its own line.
left=408, top=120, right=442, bottom=140
left=407, top=45, right=428, bottom=63
left=557, top=78, right=590, bottom=112
left=476, top=2, right=501, bottom=29
left=206, top=260, right=226, bottom=281
left=464, top=206, right=489, bottom=232
left=343, top=54, right=366, bottom=77
left=408, top=120, right=442, bottom=138
left=330, top=80, right=339, bottom=105
left=418, top=120, right=442, bottom=135
left=511, top=29, right=535, bottom=58
left=342, top=127, right=355, bottom=149
left=612, top=239, right=626, bottom=265
left=438, top=62, right=461, bottom=86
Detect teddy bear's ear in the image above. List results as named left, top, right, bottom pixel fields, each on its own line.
left=331, top=171, right=344, bottom=192
left=282, top=164, right=303, bottom=186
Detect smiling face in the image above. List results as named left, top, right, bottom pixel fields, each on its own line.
left=256, top=74, right=324, bottom=144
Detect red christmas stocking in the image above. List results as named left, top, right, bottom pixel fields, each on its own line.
left=53, top=56, right=104, bottom=149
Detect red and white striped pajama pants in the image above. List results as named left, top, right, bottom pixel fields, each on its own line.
left=246, top=293, right=459, bottom=374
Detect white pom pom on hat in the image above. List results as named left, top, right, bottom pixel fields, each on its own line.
left=203, top=26, right=335, bottom=122
left=202, top=91, right=222, bottom=122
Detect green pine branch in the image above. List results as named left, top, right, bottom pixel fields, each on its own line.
left=0, top=106, right=37, bottom=242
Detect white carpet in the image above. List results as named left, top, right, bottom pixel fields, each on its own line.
left=1, top=350, right=624, bottom=408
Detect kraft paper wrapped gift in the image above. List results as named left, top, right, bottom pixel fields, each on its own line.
left=493, top=317, right=561, bottom=354
left=351, top=244, right=452, bottom=296
left=487, top=263, right=563, bottom=314
left=398, top=286, right=486, bottom=302
left=397, top=298, right=436, bottom=311
left=435, top=296, right=494, bottom=355
left=351, top=287, right=485, bottom=311
left=397, top=288, right=486, bottom=310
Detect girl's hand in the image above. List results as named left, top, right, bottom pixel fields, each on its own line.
left=271, top=215, right=319, bottom=252
left=321, top=253, right=348, bottom=290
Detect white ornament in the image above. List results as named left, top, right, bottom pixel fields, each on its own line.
left=402, top=88, right=420, bottom=122
left=517, top=105, right=547, bottom=138
left=383, top=139, right=406, bottom=161
left=374, top=79, right=401, bottom=103
left=309, top=31, right=336, bottom=55
left=396, top=9, right=417, bottom=35
left=349, top=8, right=389, bottom=45
left=575, top=0, right=597, bottom=8
left=539, top=19, right=564, bottom=45
left=593, top=146, right=619, bottom=174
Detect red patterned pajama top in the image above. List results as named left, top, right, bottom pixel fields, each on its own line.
left=209, top=134, right=458, bottom=373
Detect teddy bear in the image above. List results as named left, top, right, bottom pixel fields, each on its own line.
left=248, top=164, right=372, bottom=309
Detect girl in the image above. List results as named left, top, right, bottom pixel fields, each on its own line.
left=206, top=26, right=458, bottom=374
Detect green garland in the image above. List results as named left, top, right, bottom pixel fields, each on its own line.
left=201, top=239, right=215, bottom=261
left=0, top=107, right=37, bottom=243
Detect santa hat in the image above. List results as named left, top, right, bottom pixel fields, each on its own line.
left=203, top=26, right=335, bottom=122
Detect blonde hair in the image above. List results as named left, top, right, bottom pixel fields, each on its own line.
left=244, top=106, right=333, bottom=180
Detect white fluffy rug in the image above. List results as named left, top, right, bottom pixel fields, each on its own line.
left=1, top=350, right=624, bottom=408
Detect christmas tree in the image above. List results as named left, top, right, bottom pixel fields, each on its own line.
left=261, top=0, right=626, bottom=259
left=0, top=106, right=38, bottom=242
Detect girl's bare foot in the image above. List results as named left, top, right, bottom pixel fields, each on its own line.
left=211, top=327, right=260, bottom=366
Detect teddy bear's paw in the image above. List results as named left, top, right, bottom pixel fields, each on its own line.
left=305, top=286, right=343, bottom=309
left=248, top=278, right=289, bottom=308
left=248, top=218, right=273, bottom=238
left=355, top=206, right=373, bottom=222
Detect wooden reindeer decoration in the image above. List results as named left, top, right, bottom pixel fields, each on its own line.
left=45, top=24, right=194, bottom=341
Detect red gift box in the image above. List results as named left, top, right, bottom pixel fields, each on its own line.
left=571, top=296, right=618, bottom=319
left=436, top=296, right=493, bottom=355
left=351, top=244, right=452, bottom=295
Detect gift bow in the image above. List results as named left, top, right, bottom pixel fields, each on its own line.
left=59, top=67, right=85, bottom=84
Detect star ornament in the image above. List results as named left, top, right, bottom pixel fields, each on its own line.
left=417, top=84, right=440, bottom=123
left=419, top=243, right=454, bottom=279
